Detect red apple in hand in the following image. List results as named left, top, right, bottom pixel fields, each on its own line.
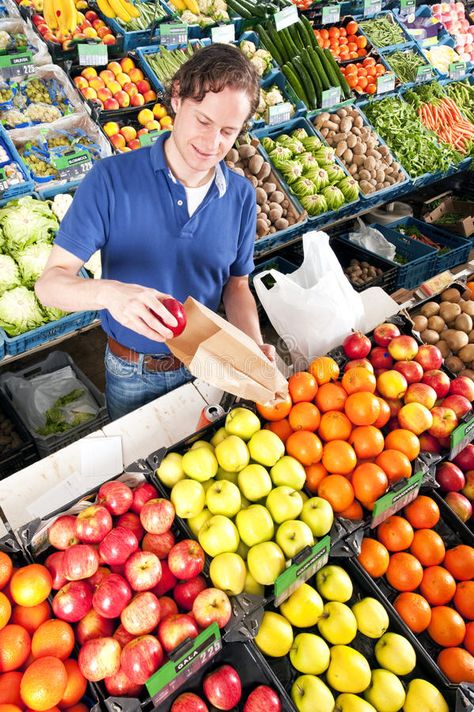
left=436, top=462, right=465, bottom=492
left=445, top=491, right=472, bottom=522
left=99, top=481, right=134, bottom=515
left=203, top=664, right=242, bottom=711
left=343, top=332, right=371, bottom=359
left=105, top=666, right=143, bottom=697
left=171, top=693, right=208, bottom=712
left=63, top=544, right=99, bottom=581
left=151, top=297, right=187, bottom=337
left=75, top=505, right=112, bottom=543
left=140, top=499, right=175, bottom=534
left=99, top=527, right=139, bottom=566
left=158, top=613, right=199, bottom=653
left=116, top=512, right=145, bottom=542
left=78, top=636, right=121, bottom=681
left=52, top=580, right=93, bottom=622
left=131, top=482, right=158, bottom=513
left=48, top=515, right=79, bottom=549
left=142, top=530, right=176, bottom=559
left=121, top=635, right=164, bottom=684
left=244, top=685, right=282, bottom=712
left=121, top=591, right=161, bottom=635
left=77, top=608, right=115, bottom=644
left=93, top=573, right=132, bottom=618
left=192, top=588, right=232, bottom=629
left=373, top=322, right=401, bottom=347
left=45, top=551, right=67, bottom=590
left=168, top=540, right=205, bottom=580
left=125, top=550, right=162, bottom=591
left=394, top=360, right=423, bottom=384
left=174, top=575, right=207, bottom=611
left=449, top=376, right=474, bottom=401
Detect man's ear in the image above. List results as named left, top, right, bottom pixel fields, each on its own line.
left=170, top=80, right=180, bottom=114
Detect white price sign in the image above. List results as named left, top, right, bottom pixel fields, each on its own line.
left=211, top=24, right=235, bottom=42
left=274, top=4, right=298, bottom=31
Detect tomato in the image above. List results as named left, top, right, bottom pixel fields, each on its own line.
left=348, top=41, right=358, bottom=52
left=339, top=27, right=347, bottom=36
left=363, top=56, right=376, bottom=66
left=357, top=67, right=368, bottom=77
left=328, top=26, right=340, bottom=37
left=320, top=29, right=329, bottom=39
left=366, top=65, right=377, bottom=76
left=340, top=50, right=350, bottom=61
left=366, top=82, right=377, bottom=94
left=375, top=63, right=386, bottom=76
left=346, top=20, right=358, bottom=34
left=339, top=36, right=348, bottom=45
left=357, top=48, right=367, bottom=56
left=357, top=76, right=368, bottom=90
left=346, top=62, right=358, bottom=72
left=347, top=75, right=359, bottom=88
left=349, top=50, right=359, bottom=58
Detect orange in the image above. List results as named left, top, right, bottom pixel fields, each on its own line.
left=404, top=495, right=440, bottom=529
left=0, top=672, right=23, bottom=705
left=420, top=566, right=456, bottom=606
left=339, top=500, right=363, bottom=520
left=322, top=440, right=357, bottom=475
left=285, top=430, right=323, bottom=466
left=349, top=426, right=384, bottom=459
left=464, top=621, right=474, bottom=655
left=377, top=516, right=414, bottom=552
left=384, top=429, right=420, bottom=461
left=305, top=463, right=328, bottom=493
left=454, top=581, right=474, bottom=620
left=0, top=625, right=31, bottom=672
left=288, top=372, right=318, bottom=403
left=318, top=474, right=354, bottom=513
left=437, top=647, right=474, bottom=683
left=264, top=419, right=293, bottom=444
left=318, top=411, right=352, bottom=442
left=410, top=529, right=445, bottom=567
left=58, top=660, right=87, bottom=708
left=428, top=606, right=466, bottom=647
left=288, top=402, right=321, bottom=432
left=393, top=592, right=432, bottom=633
left=10, top=566, right=52, bottom=608
left=344, top=391, right=380, bottom=426
left=0, top=554, right=13, bottom=590
left=377, top=370, right=408, bottom=399
left=256, top=394, right=292, bottom=422
left=0, top=706, right=22, bottom=712
left=308, top=356, right=339, bottom=385
left=373, top=398, right=391, bottom=428
left=20, top=657, right=67, bottom=712
left=31, top=621, right=75, bottom=661
left=352, top=463, right=388, bottom=504
left=444, top=545, right=474, bottom=581
left=386, top=552, right=423, bottom=591
left=315, top=382, right=347, bottom=412
left=341, top=367, right=376, bottom=395
left=0, top=592, right=11, bottom=631
left=375, top=449, right=412, bottom=484
left=11, top=601, right=51, bottom=635
left=357, top=537, right=389, bottom=578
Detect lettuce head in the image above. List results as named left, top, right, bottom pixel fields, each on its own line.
left=0, top=286, right=45, bottom=336
left=0, top=254, right=20, bottom=296
left=16, top=243, right=52, bottom=288
left=0, top=196, right=59, bottom=256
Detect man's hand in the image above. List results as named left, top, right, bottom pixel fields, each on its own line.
left=259, top=343, right=276, bottom=362
left=103, top=282, right=179, bottom=342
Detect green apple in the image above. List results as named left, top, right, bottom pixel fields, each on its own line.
left=247, top=541, right=285, bottom=585
left=182, top=447, right=218, bottom=482
left=255, top=611, right=293, bottom=657
left=190, top=440, right=214, bottom=452
left=336, top=693, right=377, bottom=712
left=225, top=407, right=261, bottom=441
left=290, top=633, right=330, bottom=675
left=403, top=679, right=449, bottom=712
left=275, top=520, right=314, bottom=559
left=237, top=464, right=272, bottom=501
left=171, top=479, right=205, bottom=518
left=215, top=467, right=239, bottom=484
left=316, top=565, right=353, bottom=602
left=244, top=569, right=264, bottom=596
left=364, top=669, right=406, bottom=712
left=317, top=602, right=357, bottom=645
left=248, top=430, right=285, bottom=467
left=210, top=427, right=228, bottom=447
left=374, top=632, right=416, bottom=675
left=187, top=507, right=212, bottom=537
left=235, top=504, right=274, bottom=547
left=266, top=486, right=303, bottom=524
left=215, top=435, right=250, bottom=472
left=352, top=597, right=389, bottom=639
left=280, top=582, right=323, bottom=627
left=205, top=480, right=241, bottom=517
left=209, top=552, right=246, bottom=595
left=156, top=452, right=185, bottom=488
left=198, top=515, right=239, bottom=557
left=327, top=645, right=371, bottom=694
left=270, top=455, right=306, bottom=490
left=291, top=675, right=334, bottom=712
left=236, top=540, right=249, bottom=560
left=300, top=497, right=334, bottom=537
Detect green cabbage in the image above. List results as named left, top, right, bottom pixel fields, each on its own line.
left=269, top=146, right=293, bottom=168
left=326, top=165, right=346, bottom=183
left=0, top=196, right=59, bottom=256
left=300, top=194, right=328, bottom=216
left=337, top=177, right=360, bottom=202
left=299, top=152, right=319, bottom=170
left=0, top=254, right=20, bottom=296
left=292, top=128, right=308, bottom=140
left=16, top=243, right=52, bottom=288
left=42, top=304, right=67, bottom=322
left=305, top=168, right=330, bottom=192
left=322, top=185, right=346, bottom=210
left=292, top=177, right=316, bottom=197
left=313, top=146, right=336, bottom=166
left=0, top=286, right=45, bottom=336
left=280, top=160, right=303, bottom=184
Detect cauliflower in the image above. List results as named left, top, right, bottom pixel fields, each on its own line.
left=213, top=9, right=229, bottom=20
left=213, top=0, right=227, bottom=10
left=199, top=14, right=215, bottom=25
left=239, top=39, right=256, bottom=58
left=250, top=55, right=267, bottom=76
left=257, top=90, right=267, bottom=115
left=197, top=0, right=212, bottom=13
left=265, top=87, right=284, bottom=106
left=181, top=10, right=199, bottom=22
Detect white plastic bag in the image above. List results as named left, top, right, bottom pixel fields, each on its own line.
left=348, top=217, right=396, bottom=261
left=253, top=231, right=366, bottom=369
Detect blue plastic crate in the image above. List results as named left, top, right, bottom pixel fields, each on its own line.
left=136, top=38, right=211, bottom=92
left=0, top=333, right=4, bottom=361
left=394, top=4, right=451, bottom=49
left=416, top=33, right=472, bottom=79
left=381, top=42, right=442, bottom=89
left=0, top=124, right=34, bottom=202
left=358, top=11, right=412, bottom=52
left=108, top=0, right=173, bottom=51
left=157, top=0, right=244, bottom=40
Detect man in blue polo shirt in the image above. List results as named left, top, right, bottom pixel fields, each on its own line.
left=36, top=44, right=275, bottom=420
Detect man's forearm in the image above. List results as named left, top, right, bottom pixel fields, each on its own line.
left=223, top=280, right=263, bottom=345
left=35, top=267, right=119, bottom=313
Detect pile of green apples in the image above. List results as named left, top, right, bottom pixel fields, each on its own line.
left=253, top=564, right=450, bottom=712
left=156, top=407, right=334, bottom=597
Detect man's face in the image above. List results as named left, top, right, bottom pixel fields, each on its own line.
left=171, top=85, right=251, bottom=172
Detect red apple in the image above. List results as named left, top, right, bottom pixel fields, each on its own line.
left=404, top=383, right=437, bottom=409
left=462, top=470, right=474, bottom=500
left=154, top=298, right=187, bottom=337
left=388, top=335, right=418, bottom=361
left=63, top=544, right=99, bottom=581
left=419, top=433, right=442, bottom=454
left=85, top=9, right=98, bottom=20
left=104, top=97, right=120, bottom=111
left=99, top=526, right=139, bottom=565
left=171, top=693, right=209, bottom=712
left=369, top=347, right=393, bottom=370
left=343, top=332, right=371, bottom=359
left=48, top=515, right=79, bottom=550
left=158, top=613, right=199, bottom=653
left=87, top=566, right=111, bottom=590
left=373, top=322, right=401, bottom=347
left=142, top=530, right=176, bottom=559
left=45, top=551, right=67, bottom=590
left=77, top=608, right=115, bottom=644
left=116, top=512, right=145, bottom=542
left=174, top=575, right=207, bottom=611
left=442, top=395, right=472, bottom=420
left=152, top=559, right=177, bottom=596
left=104, top=666, right=143, bottom=697
left=168, top=540, right=205, bottom=580
left=121, top=635, right=164, bottom=684
left=453, top=443, right=474, bottom=471
left=120, top=591, right=161, bottom=635
left=93, top=573, right=132, bottom=618
left=114, top=623, right=136, bottom=648
left=158, top=596, right=178, bottom=619
left=414, top=344, right=443, bottom=371
left=344, top=358, right=374, bottom=373
left=192, top=588, right=232, bottom=630
left=98, top=481, right=134, bottom=515
left=428, top=406, right=458, bottom=439
left=203, top=665, right=242, bottom=711
left=445, top=491, right=472, bottom=522
left=78, top=636, right=121, bottom=681
left=449, top=376, right=474, bottom=401
left=244, top=686, right=282, bottom=712
left=125, top=550, right=162, bottom=591
left=140, top=499, right=175, bottom=534
left=52, top=580, right=93, bottom=622
left=436, top=462, right=466, bottom=492
left=131, top=482, right=158, bottom=513
left=75, top=505, right=113, bottom=543
left=394, top=360, right=424, bottom=384
left=422, top=370, right=451, bottom=398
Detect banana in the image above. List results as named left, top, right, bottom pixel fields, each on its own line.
left=167, top=0, right=186, bottom=10
left=120, top=0, right=140, bottom=18
left=183, top=0, right=200, bottom=14
left=108, top=0, right=132, bottom=22
left=52, top=0, right=77, bottom=34
left=97, top=0, right=115, bottom=17
left=42, top=0, right=58, bottom=30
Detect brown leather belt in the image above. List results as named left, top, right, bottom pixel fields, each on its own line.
left=107, top=336, right=183, bottom=372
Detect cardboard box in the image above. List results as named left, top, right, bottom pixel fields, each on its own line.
left=424, top=197, right=474, bottom=238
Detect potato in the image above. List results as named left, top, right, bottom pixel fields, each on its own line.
left=421, top=329, right=440, bottom=344
left=444, top=330, right=469, bottom=353
left=445, top=356, right=464, bottom=374
left=336, top=140, right=347, bottom=157
left=255, top=187, right=267, bottom=205
left=459, top=369, right=474, bottom=379
left=461, top=300, right=474, bottom=316
left=441, top=287, right=462, bottom=303
left=238, top=144, right=256, bottom=159
left=420, top=302, right=440, bottom=317
left=412, top=315, right=428, bottom=332
left=469, top=330, right=474, bottom=343
left=427, top=315, right=445, bottom=333
left=455, top=313, right=473, bottom=333
left=458, top=344, right=474, bottom=363
left=256, top=218, right=268, bottom=237
left=249, top=154, right=264, bottom=176
left=437, top=340, right=451, bottom=358
left=439, top=302, right=462, bottom=323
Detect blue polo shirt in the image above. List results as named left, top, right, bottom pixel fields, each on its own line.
left=55, top=131, right=256, bottom=355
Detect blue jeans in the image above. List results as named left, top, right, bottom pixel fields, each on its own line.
left=104, top=346, right=195, bottom=421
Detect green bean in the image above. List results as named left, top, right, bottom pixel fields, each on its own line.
left=386, top=49, right=429, bottom=83
left=359, top=15, right=405, bottom=48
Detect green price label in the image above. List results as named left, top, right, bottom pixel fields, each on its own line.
left=400, top=0, right=415, bottom=17
left=322, top=4, right=341, bottom=24
left=449, top=61, right=466, bottom=79
left=139, top=129, right=166, bottom=146
left=450, top=412, right=474, bottom=459
left=160, top=23, right=188, bottom=46
left=0, top=51, right=33, bottom=77
left=416, top=64, right=432, bottom=82
left=52, top=150, right=92, bottom=180
left=364, top=0, right=382, bottom=16
left=145, top=623, right=221, bottom=706
left=77, top=43, right=108, bottom=66
left=274, top=536, right=331, bottom=607
left=274, top=4, right=298, bottom=31
left=321, top=86, right=341, bottom=109
left=211, top=24, right=235, bottom=42
left=376, top=71, right=395, bottom=94
left=371, top=471, right=424, bottom=528
left=267, top=101, right=292, bottom=126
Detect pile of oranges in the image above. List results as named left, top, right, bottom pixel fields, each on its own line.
left=358, top=495, right=474, bottom=684
left=313, top=20, right=368, bottom=62
left=0, top=553, right=89, bottom=712
left=340, top=57, right=388, bottom=95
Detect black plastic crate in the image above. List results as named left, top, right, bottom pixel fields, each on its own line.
left=0, top=389, right=38, bottom=480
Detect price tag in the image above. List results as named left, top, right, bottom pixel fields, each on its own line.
left=450, top=412, right=474, bottom=459
left=321, top=86, right=341, bottom=109
left=139, top=129, right=166, bottom=146
left=274, top=536, right=331, bottom=607
left=160, top=22, right=188, bottom=46
left=376, top=71, right=395, bottom=93
left=0, top=167, right=9, bottom=194
left=400, top=0, right=415, bottom=19
left=267, top=101, right=292, bottom=125
left=274, top=4, right=298, bottom=31
left=449, top=60, right=466, bottom=80
left=416, top=64, right=432, bottom=83
left=145, top=624, right=221, bottom=706
left=211, top=24, right=235, bottom=42
left=77, top=43, right=108, bottom=66
left=51, top=149, right=92, bottom=181
left=322, top=4, right=340, bottom=24
left=370, top=471, right=424, bottom=528
left=0, top=51, right=34, bottom=78
left=363, top=0, right=381, bottom=16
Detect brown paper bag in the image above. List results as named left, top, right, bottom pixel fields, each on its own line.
left=167, top=297, right=289, bottom=403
